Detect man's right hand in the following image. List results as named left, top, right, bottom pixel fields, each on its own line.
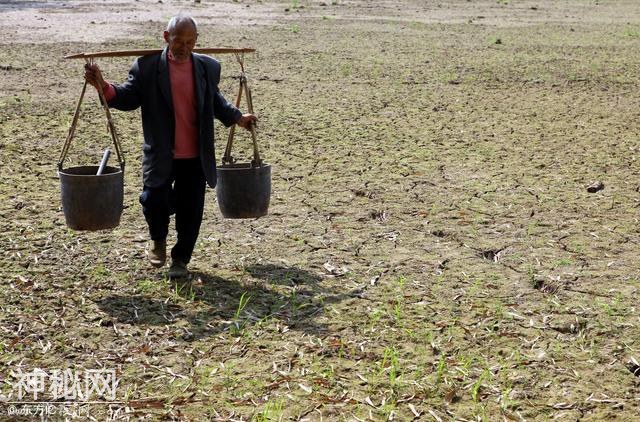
left=84, top=63, right=104, bottom=90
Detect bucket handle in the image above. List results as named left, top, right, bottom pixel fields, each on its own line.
left=58, top=60, right=125, bottom=172
left=222, top=54, right=262, bottom=167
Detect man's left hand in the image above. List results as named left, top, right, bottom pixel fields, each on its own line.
left=237, top=114, right=258, bottom=130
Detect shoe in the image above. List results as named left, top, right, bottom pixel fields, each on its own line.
left=147, top=239, right=166, bottom=268
left=168, top=259, right=188, bottom=279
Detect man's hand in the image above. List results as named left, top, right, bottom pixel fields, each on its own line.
left=236, top=114, right=258, bottom=130
left=84, top=63, right=105, bottom=90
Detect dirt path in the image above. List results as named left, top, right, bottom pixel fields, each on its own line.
left=3, top=0, right=636, bottom=44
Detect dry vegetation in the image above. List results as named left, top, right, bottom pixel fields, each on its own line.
left=1, top=0, right=640, bottom=420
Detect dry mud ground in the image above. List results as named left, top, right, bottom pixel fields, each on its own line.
left=1, top=0, right=640, bottom=420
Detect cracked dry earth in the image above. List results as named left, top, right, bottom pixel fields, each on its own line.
left=1, top=0, right=640, bottom=420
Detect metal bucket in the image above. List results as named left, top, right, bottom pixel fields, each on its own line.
left=216, top=163, right=271, bottom=218
left=58, top=165, right=124, bottom=230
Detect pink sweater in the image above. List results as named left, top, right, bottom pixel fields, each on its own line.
left=103, top=55, right=199, bottom=159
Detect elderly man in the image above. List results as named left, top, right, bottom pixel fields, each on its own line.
left=85, top=15, right=256, bottom=279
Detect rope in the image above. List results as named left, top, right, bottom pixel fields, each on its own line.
left=222, top=76, right=244, bottom=165
left=58, top=80, right=88, bottom=170
left=58, top=61, right=125, bottom=171
left=234, top=52, right=245, bottom=74
left=88, top=58, right=125, bottom=170
left=243, top=76, right=261, bottom=167
left=222, top=54, right=262, bottom=167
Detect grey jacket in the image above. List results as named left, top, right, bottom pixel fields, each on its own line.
left=108, top=48, right=241, bottom=188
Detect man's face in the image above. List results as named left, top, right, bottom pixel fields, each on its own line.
left=163, top=23, right=197, bottom=62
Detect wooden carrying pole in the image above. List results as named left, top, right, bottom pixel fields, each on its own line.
left=65, top=47, right=255, bottom=59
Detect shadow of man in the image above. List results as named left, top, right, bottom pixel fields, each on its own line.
left=96, top=263, right=351, bottom=341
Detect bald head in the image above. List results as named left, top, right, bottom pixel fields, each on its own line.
left=166, top=14, right=198, bottom=35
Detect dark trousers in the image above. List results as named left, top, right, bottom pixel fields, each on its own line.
left=139, top=158, right=206, bottom=264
